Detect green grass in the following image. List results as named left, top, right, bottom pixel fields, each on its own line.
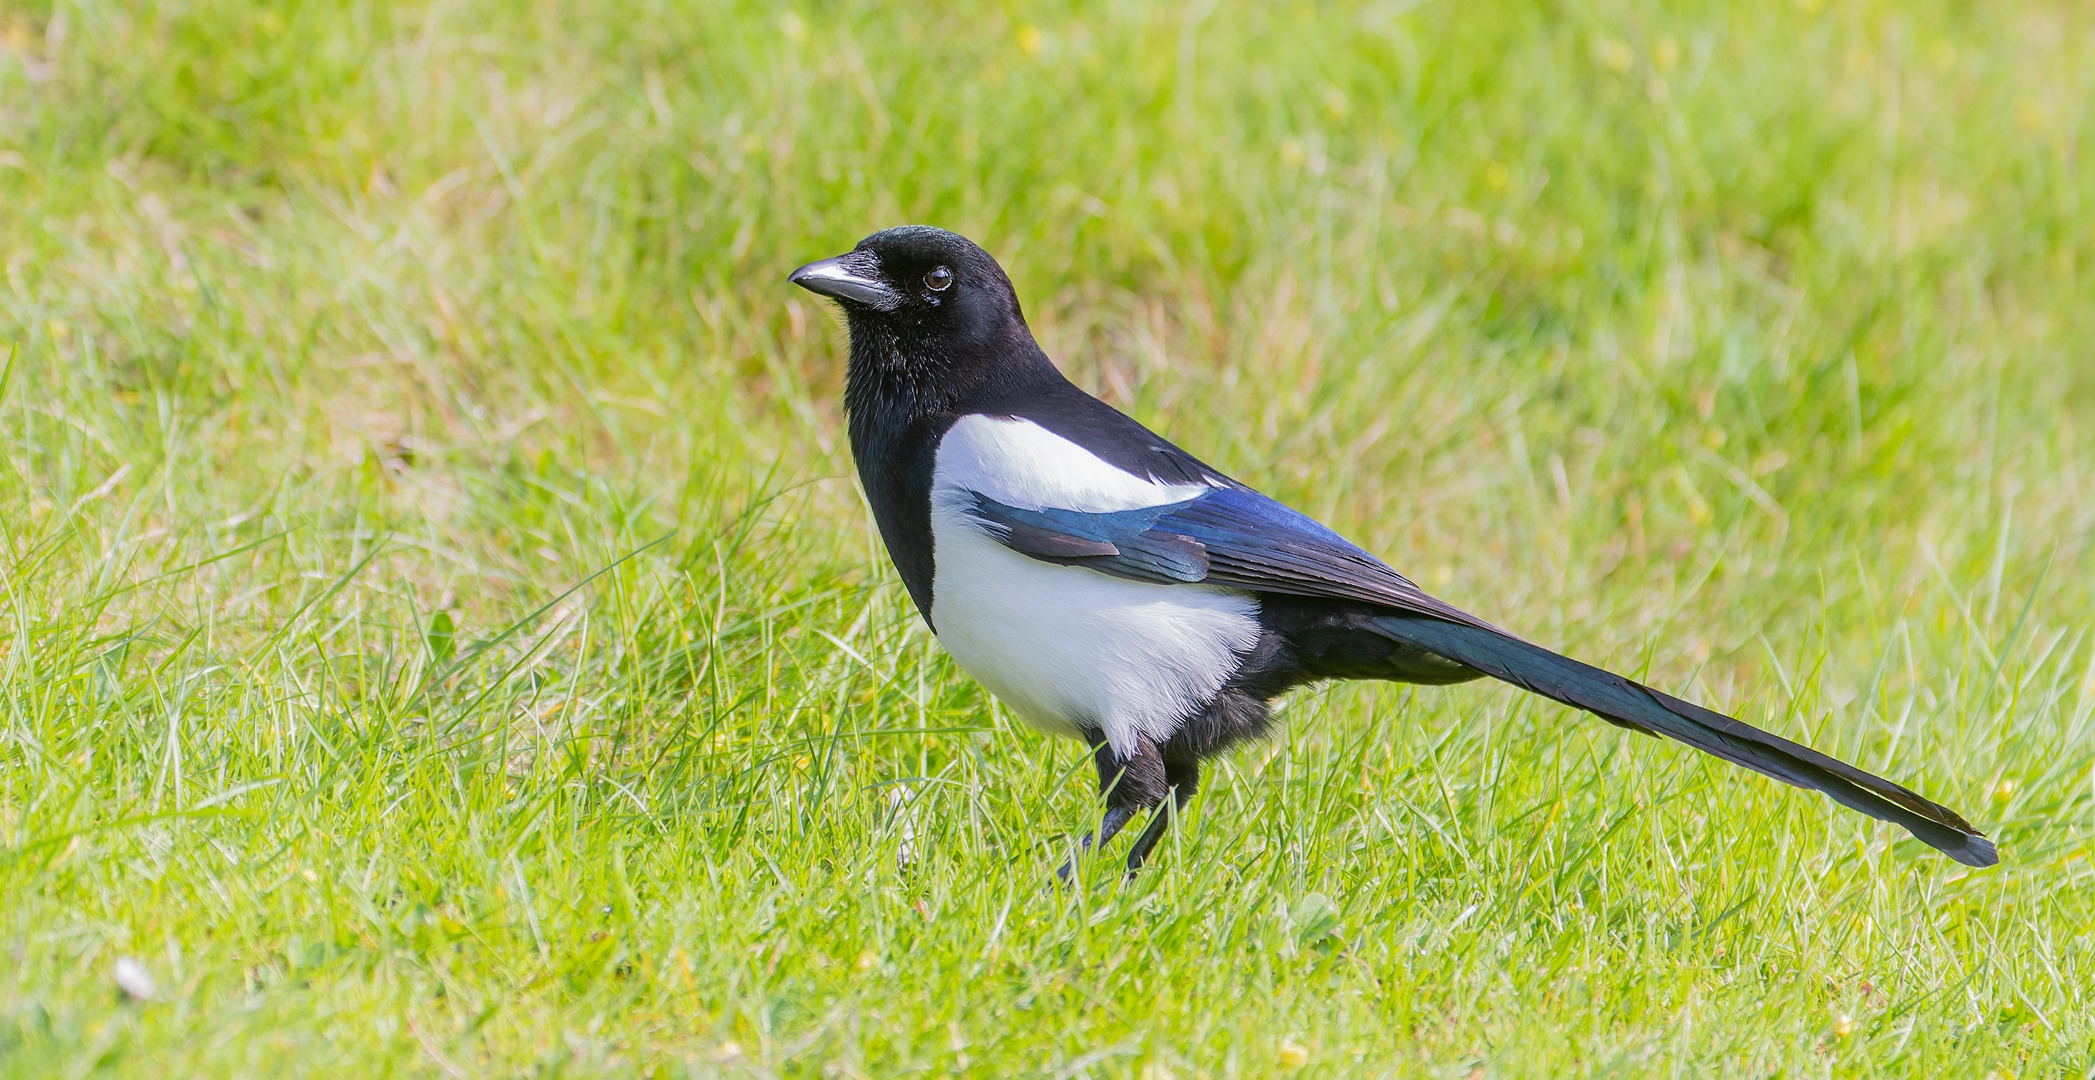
left=2, top=0, right=2091, bottom=1074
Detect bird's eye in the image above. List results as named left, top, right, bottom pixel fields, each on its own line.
left=925, top=266, right=953, bottom=292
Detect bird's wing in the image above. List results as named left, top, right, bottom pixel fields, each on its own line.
left=962, top=482, right=1502, bottom=631
left=962, top=482, right=1999, bottom=868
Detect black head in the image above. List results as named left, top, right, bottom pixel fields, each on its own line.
left=789, top=226, right=1038, bottom=380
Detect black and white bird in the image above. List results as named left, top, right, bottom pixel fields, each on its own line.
left=789, top=226, right=1998, bottom=876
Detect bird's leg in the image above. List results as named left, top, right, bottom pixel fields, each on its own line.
left=1124, top=755, right=1201, bottom=875
left=1054, top=806, right=1139, bottom=883
left=1058, top=732, right=1170, bottom=881
left=1093, top=805, right=1138, bottom=849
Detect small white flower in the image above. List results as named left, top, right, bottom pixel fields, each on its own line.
left=113, top=957, right=158, bottom=1001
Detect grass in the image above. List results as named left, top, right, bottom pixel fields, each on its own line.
left=1, top=0, right=2091, bottom=1074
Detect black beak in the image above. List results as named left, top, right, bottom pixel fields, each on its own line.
left=789, top=252, right=901, bottom=310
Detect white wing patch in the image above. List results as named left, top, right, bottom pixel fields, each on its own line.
left=927, top=416, right=1256, bottom=757
left=935, top=414, right=1210, bottom=511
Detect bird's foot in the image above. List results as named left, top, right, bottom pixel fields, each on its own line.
left=1055, top=806, right=1137, bottom=883
left=1121, top=799, right=1176, bottom=878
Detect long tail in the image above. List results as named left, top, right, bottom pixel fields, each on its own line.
left=1367, top=614, right=1998, bottom=867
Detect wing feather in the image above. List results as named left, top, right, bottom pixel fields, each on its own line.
left=964, top=485, right=1503, bottom=632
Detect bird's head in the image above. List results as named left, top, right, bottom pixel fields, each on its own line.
left=789, top=226, right=1035, bottom=383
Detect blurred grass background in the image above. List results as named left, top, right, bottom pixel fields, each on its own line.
left=1, top=0, right=2091, bottom=1075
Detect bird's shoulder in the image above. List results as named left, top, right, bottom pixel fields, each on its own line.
left=944, top=373, right=1224, bottom=490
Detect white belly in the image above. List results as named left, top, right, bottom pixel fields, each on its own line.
left=921, top=413, right=1264, bottom=757
left=927, top=500, right=1260, bottom=757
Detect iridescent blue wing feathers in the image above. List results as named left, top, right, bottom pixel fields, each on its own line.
left=965, top=484, right=1499, bottom=629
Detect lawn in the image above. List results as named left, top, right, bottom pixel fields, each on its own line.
left=2, top=0, right=2091, bottom=1075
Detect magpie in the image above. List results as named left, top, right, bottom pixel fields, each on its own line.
left=789, top=225, right=1999, bottom=875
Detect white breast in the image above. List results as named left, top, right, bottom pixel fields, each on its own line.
left=927, top=415, right=1260, bottom=757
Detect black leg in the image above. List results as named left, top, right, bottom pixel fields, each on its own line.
left=1090, top=731, right=1171, bottom=811
left=1056, top=805, right=1137, bottom=883
left=1058, top=732, right=1172, bottom=882
left=1124, top=756, right=1201, bottom=875
left=1095, top=805, right=1138, bottom=847
left=1162, top=753, right=1201, bottom=807
left=1123, top=798, right=1173, bottom=874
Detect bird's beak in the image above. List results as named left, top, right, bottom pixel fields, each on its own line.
left=788, top=252, right=901, bottom=310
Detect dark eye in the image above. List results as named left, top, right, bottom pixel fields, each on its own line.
left=925, top=266, right=953, bottom=292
